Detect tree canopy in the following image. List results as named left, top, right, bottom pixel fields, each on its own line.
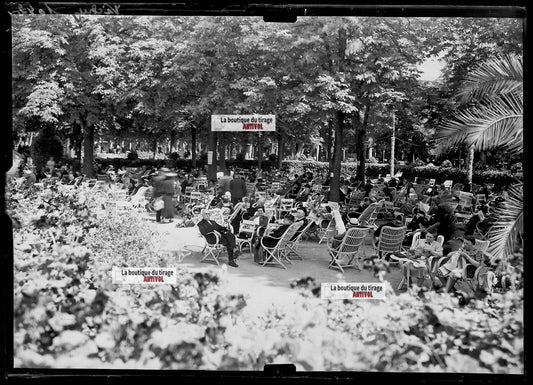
left=12, top=15, right=523, bottom=182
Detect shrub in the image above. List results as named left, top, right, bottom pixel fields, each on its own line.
left=7, top=180, right=524, bottom=372
left=30, top=127, right=64, bottom=173
left=235, top=153, right=245, bottom=161
left=126, top=151, right=139, bottom=161
left=168, top=152, right=180, bottom=161
left=268, top=153, right=277, bottom=163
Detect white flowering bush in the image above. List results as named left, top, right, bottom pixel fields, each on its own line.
left=8, top=179, right=523, bottom=372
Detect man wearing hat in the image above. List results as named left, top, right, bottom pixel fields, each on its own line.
left=160, top=170, right=177, bottom=222
left=197, top=209, right=239, bottom=267
left=152, top=168, right=169, bottom=223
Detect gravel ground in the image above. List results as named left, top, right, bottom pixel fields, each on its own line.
left=145, top=213, right=413, bottom=318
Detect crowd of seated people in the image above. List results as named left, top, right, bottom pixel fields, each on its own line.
left=16, top=156, right=513, bottom=293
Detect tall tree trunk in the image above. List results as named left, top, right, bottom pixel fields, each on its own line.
left=329, top=111, right=344, bottom=203
left=257, top=132, right=263, bottom=171
left=355, top=105, right=371, bottom=182
left=191, top=126, right=197, bottom=169
left=207, top=131, right=217, bottom=181
left=82, top=123, right=95, bottom=178
left=277, top=132, right=283, bottom=170
left=327, top=119, right=334, bottom=174
left=169, top=130, right=176, bottom=153
left=467, top=145, right=474, bottom=185
left=218, top=133, right=226, bottom=171
left=152, top=139, right=158, bottom=159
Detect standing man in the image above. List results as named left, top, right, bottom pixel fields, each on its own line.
left=229, top=171, right=247, bottom=205
left=218, top=169, right=233, bottom=195
left=197, top=210, right=239, bottom=267
left=152, top=168, right=167, bottom=223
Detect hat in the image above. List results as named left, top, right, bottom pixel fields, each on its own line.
left=165, top=172, right=178, bottom=178
left=349, top=217, right=360, bottom=225
left=159, top=167, right=171, bottom=173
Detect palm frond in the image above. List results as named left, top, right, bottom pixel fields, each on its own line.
left=436, top=93, right=523, bottom=154
left=457, top=54, right=523, bottom=104
left=487, top=183, right=523, bottom=264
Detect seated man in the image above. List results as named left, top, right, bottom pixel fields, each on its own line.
left=260, top=214, right=295, bottom=248
left=290, top=207, right=309, bottom=241
left=400, top=231, right=443, bottom=287
left=253, top=214, right=295, bottom=263
left=197, top=210, right=239, bottom=267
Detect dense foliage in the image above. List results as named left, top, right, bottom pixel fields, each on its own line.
left=8, top=180, right=523, bottom=372
left=29, top=126, right=64, bottom=173
left=12, top=13, right=522, bottom=180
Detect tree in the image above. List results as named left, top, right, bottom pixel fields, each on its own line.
left=436, top=55, right=523, bottom=181
left=436, top=55, right=523, bottom=262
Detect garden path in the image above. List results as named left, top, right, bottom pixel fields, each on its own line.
left=143, top=213, right=409, bottom=319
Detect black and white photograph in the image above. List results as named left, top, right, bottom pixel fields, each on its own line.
left=4, top=1, right=524, bottom=376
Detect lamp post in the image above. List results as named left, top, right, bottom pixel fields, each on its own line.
left=390, top=110, right=396, bottom=177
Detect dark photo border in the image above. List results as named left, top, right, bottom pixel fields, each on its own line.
left=2, top=1, right=528, bottom=384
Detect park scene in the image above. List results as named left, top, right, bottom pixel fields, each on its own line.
left=6, top=9, right=524, bottom=374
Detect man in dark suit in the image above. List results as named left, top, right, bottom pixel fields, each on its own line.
left=197, top=210, right=239, bottom=267
left=229, top=171, right=247, bottom=205
left=291, top=207, right=309, bottom=241
left=260, top=214, right=295, bottom=249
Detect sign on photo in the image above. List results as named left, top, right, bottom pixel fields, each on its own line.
left=211, top=115, right=275, bottom=132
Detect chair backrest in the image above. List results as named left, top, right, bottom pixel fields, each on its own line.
left=239, top=220, right=256, bottom=235
left=271, top=182, right=281, bottom=190
left=208, top=208, right=225, bottom=225
left=474, top=239, right=490, bottom=253
left=276, top=222, right=302, bottom=249
left=279, top=198, right=294, bottom=211
left=475, top=194, right=486, bottom=203
left=429, top=179, right=436, bottom=187
left=311, top=184, right=322, bottom=193
left=337, top=227, right=367, bottom=254
left=410, top=231, right=422, bottom=249
left=195, top=180, right=208, bottom=191
left=227, top=202, right=244, bottom=224
left=357, top=202, right=379, bottom=226
left=377, top=226, right=407, bottom=256
left=190, top=191, right=203, bottom=201
left=443, top=180, right=453, bottom=189
left=132, top=186, right=149, bottom=198
left=436, top=235, right=445, bottom=246
left=185, top=186, right=195, bottom=196
left=255, top=191, right=267, bottom=200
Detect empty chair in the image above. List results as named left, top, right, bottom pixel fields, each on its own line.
left=327, top=227, right=367, bottom=273
left=236, top=220, right=256, bottom=253
left=373, top=225, right=407, bottom=262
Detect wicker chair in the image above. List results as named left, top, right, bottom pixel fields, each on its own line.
left=260, top=222, right=301, bottom=269
left=373, top=225, right=407, bottom=262
left=286, top=220, right=314, bottom=260
left=327, top=227, right=367, bottom=273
